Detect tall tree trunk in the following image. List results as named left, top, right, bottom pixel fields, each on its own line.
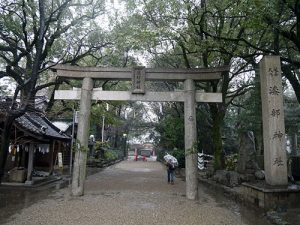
left=210, top=104, right=225, bottom=170
left=283, top=66, right=300, bottom=104
left=0, top=115, right=15, bottom=182
left=253, top=64, right=263, bottom=156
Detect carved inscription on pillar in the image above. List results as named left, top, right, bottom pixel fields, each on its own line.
left=260, top=56, right=288, bottom=186
left=132, top=67, right=145, bottom=94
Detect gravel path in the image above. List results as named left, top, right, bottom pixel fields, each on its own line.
left=3, top=161, right=267, bottom=225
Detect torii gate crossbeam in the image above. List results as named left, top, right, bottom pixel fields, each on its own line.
left=52, top=64, right=227, bottom=81
left=54, top=90, right=222, bottom=102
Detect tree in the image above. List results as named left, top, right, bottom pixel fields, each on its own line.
left=195, top=0, right=300, bottom=104
left=0, top=0, right=109, bottom=181
left=251, top=0, right=300, bottom=103
left=284, top=92, right=300, bottom=149
left=153, top=102, right=184, bottom=149
left=0, top=77, right=13, bottom=96
left=122, top=0, right=257, bottom=169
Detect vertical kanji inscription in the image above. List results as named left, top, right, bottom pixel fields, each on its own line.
left=260, top=56, right=288, bottom=186
left=132, top=67, right=145, bottom=94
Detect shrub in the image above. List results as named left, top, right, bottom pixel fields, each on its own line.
left=225, top=153, right=238, bottom=171
left=104, top=150, right=118, bottom=161
left=172, top=148, right=185, bottom=168
left=157, top=149, right=167, bottom=162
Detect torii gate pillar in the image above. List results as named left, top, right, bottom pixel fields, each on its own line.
left=184, top=79, right=198, bottom=200
left=72, top=77, right=93, bottom=196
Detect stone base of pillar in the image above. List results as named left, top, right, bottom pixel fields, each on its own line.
left=25, top=180, right=33, bottom=185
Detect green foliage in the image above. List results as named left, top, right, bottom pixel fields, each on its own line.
left=172, top=148, right=185, bottom=168
left=285, top=94, right=300, bottom=133
left=155, top=113, right=184, bottom=149
left=196, top=104, right=214, bottom=154
left=104, top=150, right=118, bottom=161
left=284, top=93, right=300, bottom=150
left=47, top=100, right=77, bottom=120
left=224, top=72, right=263, bottom=155
left=121, top=0, right=263, bottom=168
left=91, top=103, right=122, bottom=128
left=73, top=140, right=89, bottom=153
left=185, top=142, right=198, bottom=156
left=156, top=149, right=165, bottom=162
left=149, top=101, right=185, bottom=150
left=94, top=140, right=110, bottom=150
left=225, top=153, right=238, bottom=171
left=93, top=141, right=109, bottom=159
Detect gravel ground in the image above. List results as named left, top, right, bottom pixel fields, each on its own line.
left=3, top=161, right=268, bottom=225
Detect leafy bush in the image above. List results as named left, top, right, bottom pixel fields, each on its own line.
left=93, top=141, right=112, bottom=159
left=104, top=150, right=118, bottom=161
left=172, top=148, right=185, bottom=168
left=157, top=149, right=167, bottom=162
left=112, top=149, right=123, bottom=159
left=225, top=153, right=238, bottom=171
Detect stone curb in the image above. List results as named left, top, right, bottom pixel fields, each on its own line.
left=197, top=175, right=292, bottom=225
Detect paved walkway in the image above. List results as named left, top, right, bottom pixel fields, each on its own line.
left=3, top=161, right=270, bottom=225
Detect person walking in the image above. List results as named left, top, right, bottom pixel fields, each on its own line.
left=166, top=159, right=176, bottom=184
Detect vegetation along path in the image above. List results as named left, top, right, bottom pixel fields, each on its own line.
left=3, top=161, right=270, bottom=225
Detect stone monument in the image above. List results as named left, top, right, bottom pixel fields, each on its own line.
left=260, top=56, right=288, bottom=186
left=237, top=131, right=264, bottom=180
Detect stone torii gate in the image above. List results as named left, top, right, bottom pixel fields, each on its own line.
left=52, top=65, right=228, bottom=200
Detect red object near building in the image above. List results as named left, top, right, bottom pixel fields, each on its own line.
left=134, top=148, right=138, bottom=161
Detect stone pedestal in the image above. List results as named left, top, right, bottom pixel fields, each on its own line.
left=242, top=182, right=300, bottom=210
left=9, top=168, right=26, bottom=183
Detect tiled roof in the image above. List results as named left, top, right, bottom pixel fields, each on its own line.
left=0, top=101, right=70, bottom=141
left=15, top=112, right=71, bottom=141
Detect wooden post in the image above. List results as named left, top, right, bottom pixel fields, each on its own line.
left=184, top=79, right=198, bottom=200
left=25, top=144, right=34, bottom=184
left=72, top=77, right=93, bottom=196
left=49, top=141, right=55, bottom=174
left=57, top=141, right=63, bottom=174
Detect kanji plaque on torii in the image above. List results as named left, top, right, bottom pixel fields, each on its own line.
left=132, top=67, right=145, bottom=94
left=260, top=56, right=288, bottom=186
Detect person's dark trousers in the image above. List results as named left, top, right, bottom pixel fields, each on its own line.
left=167, top=169, right=175, bottom=183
